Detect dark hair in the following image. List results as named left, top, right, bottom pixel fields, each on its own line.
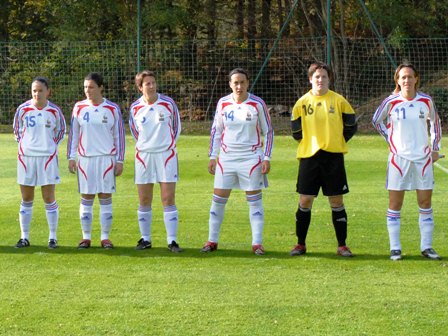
left=32, top=76, right=50, bottom=89
left=308, top=62, right=333, bottom=81
left=393, top=63, right=420, bottom=94
left=135, top=70, right=156, bottom=88
left=228, top=68, right=249, bottom=81
left=84, top=72, right=104, bottom=87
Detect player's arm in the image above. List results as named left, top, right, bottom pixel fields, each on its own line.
left=67, top=105, right=80, bottom=161
left=291, top=102, right=302, bottom=141
left=258, top=99, right=274, bottom=163
left=342, top=113, right=357, bottom=142
left=128, top=102, right=140, bottom=141
left=372, top=98, right=391, bottom=142
left=172, top=100, right=181, bottom=140
left=54, top=106, right=66, bottom=144
left=428, top=98, right=442, bottom=158
left=113, top=105, right=126, bottom=176
left=208, top=102, right=224, bottom=160
left=12, top=108, right=23, bottom=143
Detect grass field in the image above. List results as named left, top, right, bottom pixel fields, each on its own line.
left=1, top=134, right=448, bottom=335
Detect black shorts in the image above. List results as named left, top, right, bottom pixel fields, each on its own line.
left=296, top=150, right=349, bottom=196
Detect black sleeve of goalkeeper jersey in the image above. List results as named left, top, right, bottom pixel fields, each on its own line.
left=343, top=113, right=357, bottom=142
left=291, top=117, right=302, bottom=141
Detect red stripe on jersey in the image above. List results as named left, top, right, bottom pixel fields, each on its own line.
left=221, top=102, right=232, bottom=109
left=103, top=159, right=114, bottom=179
left=44, top=151, right=56, bottom=170
left=78, top=162, right=88, bottom=181
left=164, top=149, right=176, bottom=167
left=158, top=102, right=173, bottom=114
left=133, top=105, right=145, bottom=117
left=104, top=105, right=116, bottom=117
left=217, top=157, right=224, bottom=174
left=422, top=157, right=431, bottom=176
left=76, top=104, right=89, bottom=117
left=249, top=157, right=262, bottom=176
left=136, top=152, right=146, bottom=169
left=391, top=155, right=403, bottom=177
left=47, top=108, right=57, bottom=118
left=417, top=97, right=431, bottom=110
left=18, top=155, right=27, bottom=172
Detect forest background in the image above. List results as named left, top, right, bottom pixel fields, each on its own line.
left=0, top=0, right=447, bottom=131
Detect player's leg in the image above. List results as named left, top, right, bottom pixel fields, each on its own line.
left=160, top=182, right=183, bottom=252
left=201, top=188, right=231, bottom=252
left=246, top=189, right=264, bottom=254
left=320, top=151, right=352, bottom=256
left=98, top=192, right=113, bottom=249
left=136, top=183, right=154, bottom=249
left=79, top=193, right=95, bottom=248
left=16, top=185, right=35, bottom=247
left=41, top=184, right=59, bottom=248
left=291, top=156, right=318, bottom=256
left=388, top=190, right=405, bottom=259
left=416, top=189, right=440, bottom=259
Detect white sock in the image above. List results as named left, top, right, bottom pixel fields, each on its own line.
left=387, top=209, right=401, bottom=250
left=208, top=195, right=228, bottom=243
left=45, top=201, right=59, bottom=240
left=99, top=198, right=113, bottom=241
left=138, top=206, right=152, bottom=241
left=247, top=193, right=264, bottom=245
left=419, top=207, right=434, bottom=251
left=164, top=205, right=179, bottom=244
left=80, top=198, right=94, bottom=240
left=19, top=200, right=33, bottom=240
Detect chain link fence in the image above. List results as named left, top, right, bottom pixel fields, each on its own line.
left=1, top=38, right=447, bottom=133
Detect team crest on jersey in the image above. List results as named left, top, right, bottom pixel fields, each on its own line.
left=102, top=115, right=108, bottom=123
left=419, top=108, right=425, bottom=119
left=159, top=112, right=165, bottom=121
left=45, top=119, right=51, bottom=128
left=329, top=106, right=335, bottom=113
left=246, top=111, right=252, bottom=121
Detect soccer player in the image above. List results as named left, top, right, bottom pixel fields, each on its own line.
left=290, top=62, right=357, bottom=257
left=200, top=68, right=274, bottom=255
left=67, top=72, right=125, bottom=249
left=372, top=63, right=442, bottom=261
left=129, top=70, right=183, bottom=253
left=13, top=76, right=66, bottom=249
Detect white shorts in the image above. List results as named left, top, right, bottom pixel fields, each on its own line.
left=77, top=156, right=117, bottom=194
left=386, top=153, right=434, bottom=190
left=214, top=153, right=268, bottom=191
left=135, top=149, right=179, bottom=184
left=17, top=154, right=61, bottom=186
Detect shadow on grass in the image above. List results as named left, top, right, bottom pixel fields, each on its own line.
left=0, top=245, right=442, bottom=261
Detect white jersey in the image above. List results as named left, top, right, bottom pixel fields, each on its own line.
left=209, top=93, right=274, bottom=160
left=13, top=100, right=66, bottom=156
left=67, top=98, right=125, bottom=162
left=372, top=92, right=441, bottom=161
left=129, top=94, right=181, bottom=153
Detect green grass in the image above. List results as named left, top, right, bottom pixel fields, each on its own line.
left=1, top=134, right=448, bottom=335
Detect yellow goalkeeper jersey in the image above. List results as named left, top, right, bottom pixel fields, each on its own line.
left=291, top=89, right=355, bottom=158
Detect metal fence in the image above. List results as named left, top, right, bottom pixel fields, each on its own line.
left=1, top=38, right=447, bottom=132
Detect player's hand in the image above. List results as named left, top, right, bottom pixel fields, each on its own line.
left=115, top=162, right=124, bottom=176
left=261, top=160, right=270, bottom=174
left=68, top=160, right=77, bottom=174
left=431, top=151, right=440, bottom=163
left=208, top=159, right=217, bottom=175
